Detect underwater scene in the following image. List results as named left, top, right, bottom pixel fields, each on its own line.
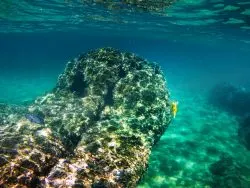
left=1, top=0, right=250, bottom=187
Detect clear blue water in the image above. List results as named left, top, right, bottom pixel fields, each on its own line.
left=1, top=1, right=250, bottom=187
left=1, top=33, right=249, bottom=104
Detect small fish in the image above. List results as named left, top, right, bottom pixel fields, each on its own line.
left=25, top=113, right=44, bottom=125
left=171, top=101, right=178, bottom=118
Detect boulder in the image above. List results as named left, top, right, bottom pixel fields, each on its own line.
left=0, top=47, right=173, bottom=187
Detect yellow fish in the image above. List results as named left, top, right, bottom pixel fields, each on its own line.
left=171, top=101, right=178, bottom=118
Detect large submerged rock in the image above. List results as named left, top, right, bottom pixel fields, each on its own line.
left=0, top=47, right=173, bottom=187
left=208, top=83, right=250, bottom=116
left=208, top=83, right=250, bottom=151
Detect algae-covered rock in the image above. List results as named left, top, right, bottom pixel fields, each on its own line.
left=0, top=47, right=173, bottom=187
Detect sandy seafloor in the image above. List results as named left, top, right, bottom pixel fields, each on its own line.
left=1, top=36, right=250, bottom=187
left=139, top=88, right=250, bottom=187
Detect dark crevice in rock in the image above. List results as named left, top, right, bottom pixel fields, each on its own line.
left=0, top=156, right=8, bottom=167
left=118, top=66, right=126, bottom=78
left=104, top=85, right=114, bottom=106
left=62, top=133, right=82, bottom=153
left=70, top=71, right=87, bottom=97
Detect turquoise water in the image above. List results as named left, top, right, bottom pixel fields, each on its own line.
left=1, top=1, right=250, bottom=187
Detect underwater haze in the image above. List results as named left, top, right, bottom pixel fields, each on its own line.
left=1, top=0, right=250, bottom=187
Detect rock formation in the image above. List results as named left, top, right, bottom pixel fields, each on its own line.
left=0, top=47, right=173, bottom=187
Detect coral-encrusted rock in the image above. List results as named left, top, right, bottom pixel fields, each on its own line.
left=0, top=120, right=66, bottom=186
left=0, top=47, right=173, bottom=187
